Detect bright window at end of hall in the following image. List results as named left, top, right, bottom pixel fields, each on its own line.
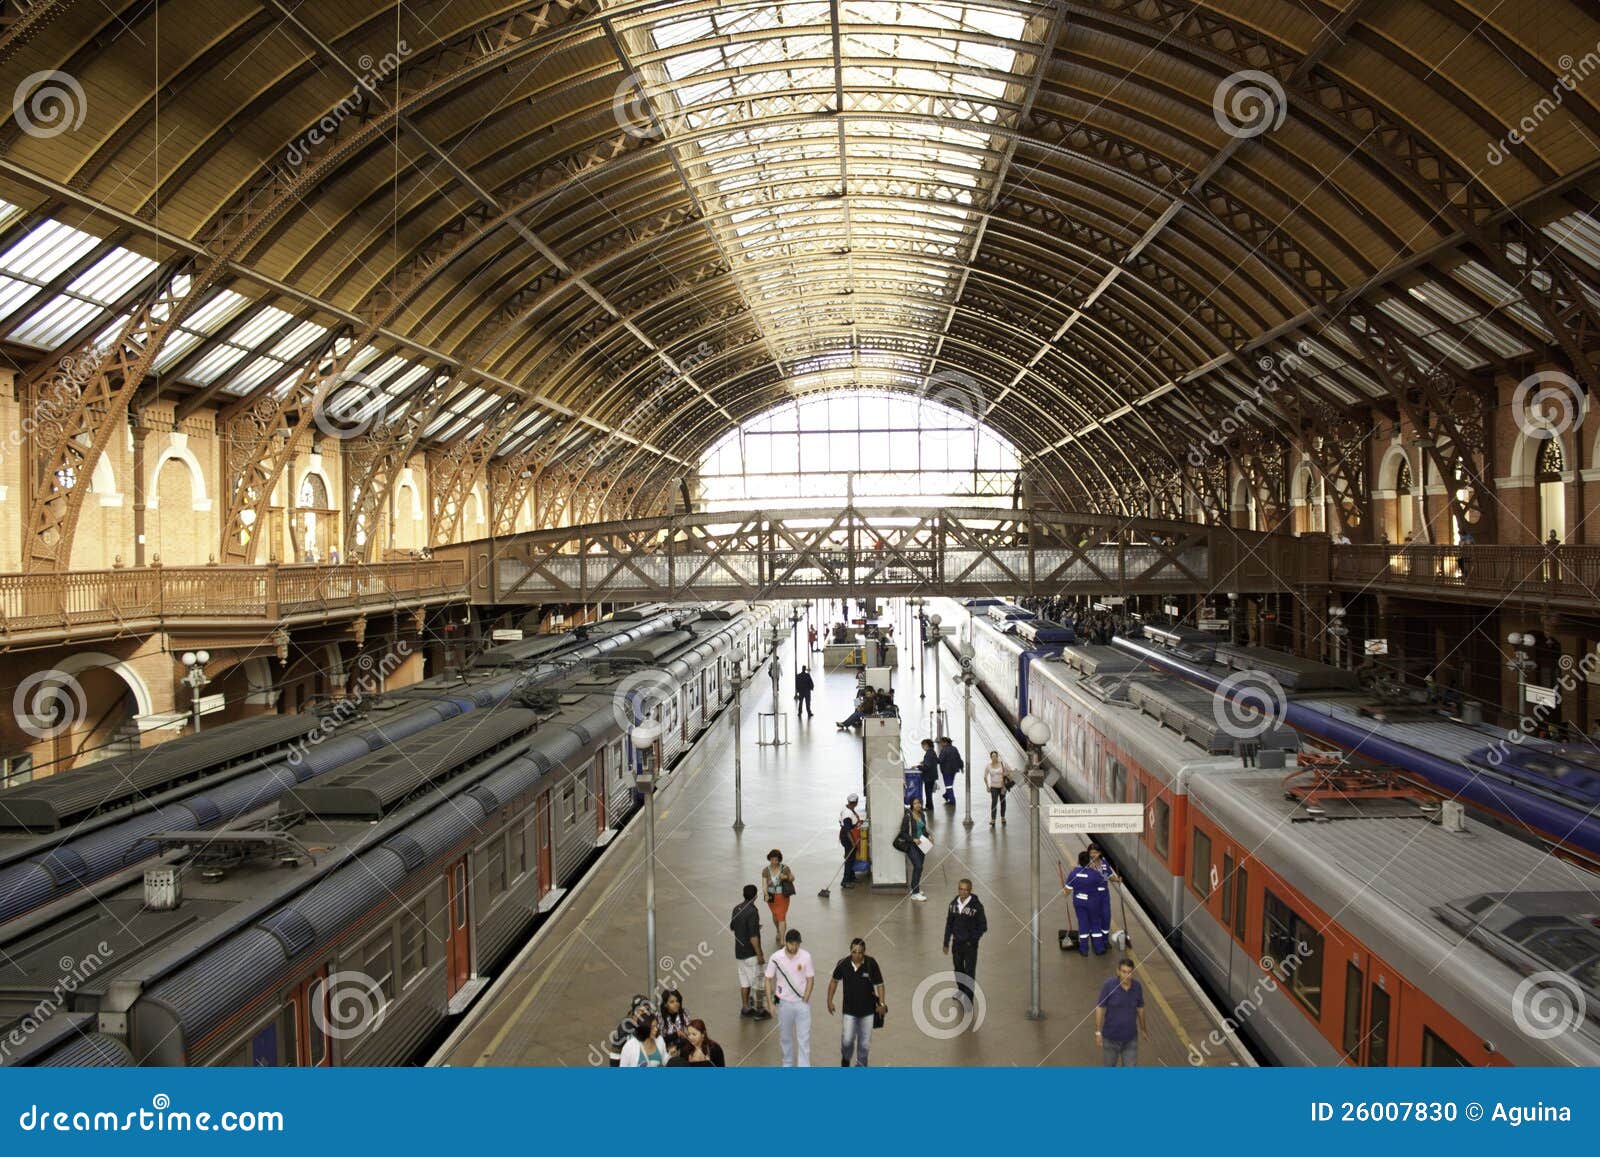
left=694, top=388, right=1018, bottom=510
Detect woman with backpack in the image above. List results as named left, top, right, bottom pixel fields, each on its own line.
left=895, top=799, right=930, bottom=901
left=762, top=849, right=796, bottom=949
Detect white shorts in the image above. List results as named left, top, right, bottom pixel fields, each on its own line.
left=737, top=956, right=762, bottom=989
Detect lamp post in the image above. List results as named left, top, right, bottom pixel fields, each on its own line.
left=929, top=613, right=943, bottom=730
left=1020, top=714, right=1051, bottom=1020
left=731, top=656, right=744, bottom=832
left=1506, top=631, right=1537, bottom=720
left=790, top=607, right=802, bottom=672
left=634, top=723, right=660, bottom=998
left=909, top=597, right=923, bottom=687
left=180, top=651, right=212, bottom=733
left=959, top=641, right=975, bottom=829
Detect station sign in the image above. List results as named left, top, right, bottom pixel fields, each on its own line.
left=195, top=693, right=226, bottom=717
left=1364, top=638, right=1389, bottom=655
left=1047, top=802, right=1145, bottom=834
left=1197, top=618, right=1229, bottom=631
left=1524, top=684, right=1559, bottom=708
left=491, top=628, right=524, bottom=642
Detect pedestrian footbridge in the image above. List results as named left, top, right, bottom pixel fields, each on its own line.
left=438, top=506, right=1321, bottom=605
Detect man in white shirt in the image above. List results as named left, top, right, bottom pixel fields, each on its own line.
left=763, top=928, right=815, bottom=1066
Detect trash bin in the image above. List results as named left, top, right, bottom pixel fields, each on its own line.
left=903, top=768, right=922, bottom=805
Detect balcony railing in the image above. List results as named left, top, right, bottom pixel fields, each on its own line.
left=1329, top=544, right=1600, bottom=602
left=0, top=560, right=466, bottom=640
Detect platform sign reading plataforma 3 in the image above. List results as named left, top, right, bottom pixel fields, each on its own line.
left=1047, top=803, right=1144, bottom=834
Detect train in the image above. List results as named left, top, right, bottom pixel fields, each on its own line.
left=930, top=598, right=1600, bottom=1066
left=0, top=607, right=690, bottom=930
left=0, top=601, right=781, bottom=1066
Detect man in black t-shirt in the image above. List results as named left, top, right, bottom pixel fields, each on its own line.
left=731, top=884, right=769, bottom=1019
left=825, top=938, right=886, bottom=1066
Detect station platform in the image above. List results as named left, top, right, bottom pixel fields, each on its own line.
left=435, top=615, right=1249, bottom=1068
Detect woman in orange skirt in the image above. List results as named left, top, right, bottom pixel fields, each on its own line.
left=761, top=848, right=795, bottom=950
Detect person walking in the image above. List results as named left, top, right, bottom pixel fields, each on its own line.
left=617, top=1012, right=668, bottom=1067
left=838, top=794, right=863, bottom=889
left=808, top=624, right=819, bottom=653
left=1063, top=851, right=1101, bottom=956
left=917, top=738, right=939, bottom=809
left=764, top=929, right=815, bottom=1067
left=730, top=885, right=770, bottom=1019
left=826, top=937, right=886, bottom=1066
left=1095, top=958, right=1147, bottom=1066
left=795, top=665, right=815, bottom=718
left=982, top=749, right=1014, bottom=826
left=941, top=878, right=988, bottom=1010
left=936, top=736, right=964, bottom=806
left=897, top=798, right=930, bottom=901
left=762, top=849, right=796, bottom=949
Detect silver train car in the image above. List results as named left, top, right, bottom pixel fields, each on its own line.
left=0, top=602, right=781, bottom=1067
left=966, top=639, right=1600, bottom=1066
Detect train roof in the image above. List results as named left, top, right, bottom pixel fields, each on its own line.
left=1187, top=770, right=1600, bottom=1064
left=0, top=714, right=319, bottom=834
left=1212, top=643, right=1361, bottom=693
left=1126, top=680, right=1297, bottom=754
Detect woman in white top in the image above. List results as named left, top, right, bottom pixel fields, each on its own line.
left=617, top=1012, right=668, bottom=1067
left=983, top=750, right=1015, bottom=827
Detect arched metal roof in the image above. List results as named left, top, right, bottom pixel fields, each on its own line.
left=1, top=0, right=1597, bottom=565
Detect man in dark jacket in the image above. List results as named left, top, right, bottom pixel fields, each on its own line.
left=942, top=878, right=988, bottom=1011
left=795, top=666, right=815, bottom=718
left=917, top=738, right=939, bottom=809
left=936, top=736, right=964, bottom=805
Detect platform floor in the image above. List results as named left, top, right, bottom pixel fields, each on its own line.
left=439, top=611, right=1248, bottom=1067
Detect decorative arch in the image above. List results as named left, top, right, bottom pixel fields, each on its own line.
left=145, top=433, right=211, bottom=511
left=50, top=651, right=155, bottom=719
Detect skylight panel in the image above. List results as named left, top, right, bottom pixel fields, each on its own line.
left=0, top=219, right=99, bottom=281
left=6, top=295, right=101, bottom=347
left=269, top=319, right=328, bottom=362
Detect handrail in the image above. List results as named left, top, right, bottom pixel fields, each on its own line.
left=1329, top=543, right=1600, bottom=601
left=0, top=560, right=467, bottom=639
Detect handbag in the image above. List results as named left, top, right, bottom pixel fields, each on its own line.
left=779, top=876, right=795, bottom=896
left=873, top=1003, right=886, bottom=1029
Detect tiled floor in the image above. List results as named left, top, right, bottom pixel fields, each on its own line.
left=440, top=605, right=1248, bottom=1067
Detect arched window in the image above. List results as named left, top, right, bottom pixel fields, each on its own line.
left=1394, top=457, right=1414, bottom=542
left=695, top=389, right=1020, bottom=510
left=1536, top=438, right=1565, bottom=544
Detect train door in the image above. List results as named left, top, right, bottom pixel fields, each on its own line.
left=445, top=857, right=472, bottom=1000
left=536, top=792, right=554, bottom=893
left=296, top=968, right=332, bottom=1067
left=593, top=753, right=608, bottom=842
left=699, top=668, right=708, bottom=726
left=1340, top=951, right=1396, bottom=1066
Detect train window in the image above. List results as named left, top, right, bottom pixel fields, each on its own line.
left=1341, top=963, right=1364, bottom=1062
left=563, top=783, right=577, bottom=825
left=1367, top=984, right=1390, bottom=1066
left=1231, top=863, right=1249, bottom=942
left=1109, top=759, right=1126, bottom=803
left=361, top=931, right=396, bottom=1000
left=1221, top=852, right=1235, bottom=926
left=485, top=843, right=507, bottom=895
left=306, top=985, right=329, bottom=1066
left=512, top=824, right=528, bottom=877
left=1263, top=890, right=1324, bottom=1018
left=1151, top=798, right=1170, bottom=859
left=1421, top=1027, right=1468, bottom=1067
left=1190, top=829, right=1212, bottom=899
left=400, top=913, right=429, bottom=982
